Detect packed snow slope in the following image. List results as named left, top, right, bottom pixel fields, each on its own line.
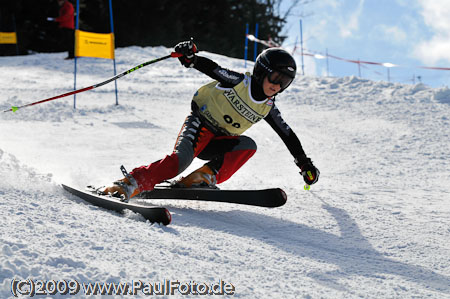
left=1, top=46, right=449, bottom=298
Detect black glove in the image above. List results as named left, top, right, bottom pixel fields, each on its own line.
left=174, top=39, right=198, bottom=68
left=295, top=157, right=320, bottom=185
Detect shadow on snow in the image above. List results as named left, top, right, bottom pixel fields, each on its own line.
left=168, top=201, right=450, bottom=294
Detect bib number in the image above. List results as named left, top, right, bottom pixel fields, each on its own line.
left=224, top=115, right=241, bottom=128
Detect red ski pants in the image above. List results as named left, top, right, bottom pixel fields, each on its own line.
left=131, top=113, right=257, bottom=191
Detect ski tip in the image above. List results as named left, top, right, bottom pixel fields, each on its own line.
left=279, top=188, right=287, bottom=204
left=163, top=208, right=172, bottom=225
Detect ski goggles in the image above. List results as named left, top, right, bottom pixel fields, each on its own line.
left=267, top=71, right=294, bottom=89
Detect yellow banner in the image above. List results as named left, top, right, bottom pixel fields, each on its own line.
left=0, top=32, right=17, bottom=44
left=75, top=30, right=115, bottom=59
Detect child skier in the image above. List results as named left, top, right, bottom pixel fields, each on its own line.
left=103, top=40, right=320, bottom=199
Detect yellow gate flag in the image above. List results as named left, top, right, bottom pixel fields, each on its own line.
left=0, top=32, right=17, bottom=44
left=75, top=30, right=115, bottom=59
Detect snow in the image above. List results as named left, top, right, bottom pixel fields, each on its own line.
left=1, top=46, right=449, bottom=298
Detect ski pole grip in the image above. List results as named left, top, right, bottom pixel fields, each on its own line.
left=170, top=52, right=183, bottom=58
left=170, top=48, right=200, bottom=58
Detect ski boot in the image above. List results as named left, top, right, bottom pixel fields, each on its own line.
left=102, top=166, right=140, bottom=202
left=174, top=165, right=218, bottom=189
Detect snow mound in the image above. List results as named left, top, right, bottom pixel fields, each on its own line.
left=433, top=87, right=450, bottom=104
left=0, top=148, right=54, bottom=193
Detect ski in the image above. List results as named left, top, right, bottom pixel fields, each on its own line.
left=62, top=184, right=171, bottom=225
left=139, top=187, right=287, bottom=208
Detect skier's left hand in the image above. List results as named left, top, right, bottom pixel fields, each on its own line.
left=174, top=39, right=198, bottom=68
left=296, top=157, right=320, bottom=185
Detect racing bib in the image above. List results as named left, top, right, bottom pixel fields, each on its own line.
left=193, top=73, right=273, bottom=135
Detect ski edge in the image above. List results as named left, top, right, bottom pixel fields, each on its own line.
left=61, top=184, right=171, bottom=225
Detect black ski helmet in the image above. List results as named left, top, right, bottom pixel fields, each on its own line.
left=253, top=48, right=297, bottom=93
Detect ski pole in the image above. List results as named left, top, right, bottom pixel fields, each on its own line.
left=3, top=52, right=182, bottom=113
left=302, top=170, right=315, bottom=190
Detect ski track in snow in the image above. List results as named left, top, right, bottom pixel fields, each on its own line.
left=1, top=47, right=449, bottom=298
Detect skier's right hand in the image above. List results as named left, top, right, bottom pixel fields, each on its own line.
left=174, top=39, right=198, bottom=68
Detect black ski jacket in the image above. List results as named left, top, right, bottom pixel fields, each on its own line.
left=192, top=56, right=308, bottom=162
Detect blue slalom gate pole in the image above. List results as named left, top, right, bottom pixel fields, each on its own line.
left=108, top=0, right=118, bottom=105
left=74, top=0, right=80, bottom=109
left=253, top=23, right=259, bottom=61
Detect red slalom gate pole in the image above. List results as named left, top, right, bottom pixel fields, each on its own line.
left=3, top=52, right=182, bottom=113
